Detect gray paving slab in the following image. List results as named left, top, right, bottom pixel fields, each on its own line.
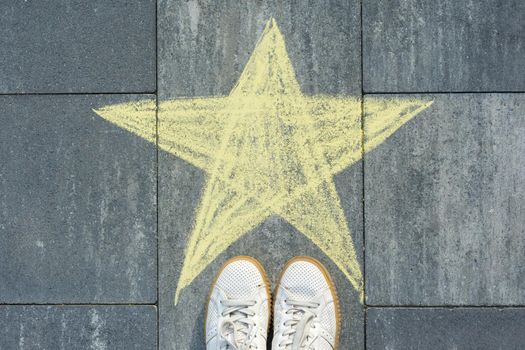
left=0, top=95, right=157, bottom=303
left=0, top=1, right=155, bottom=93
left=0, top=305, right=156, bottom=350
left=364, top=94, right=525, bottom=306
left=158, top=1, right=363, bottom=348
left=367, top=307, right=525, bottom=350
left=159, top=160, right=364, bottom=349
left=363, top=0, right=525, bottom=92
left=158, top=0, right=361, bottom=98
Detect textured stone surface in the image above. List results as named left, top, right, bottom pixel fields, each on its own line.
left=158, top=0, right=361, bottom=98
left=363, top=0, right=525, bottom=92
left=0, top=95, right=157, bottom=303
left=159, top=158, right=364, bottom=349
left=0, top=306, right=156, bottom=350
left=365, top=94, right=525, bottom=305
left=367, top=308, right=525, bottom=350
left=0, top=1, right=155, bottom=93
left=158, top=1, right=363, bottom=348
left=2, top=1, right=525, bottom=348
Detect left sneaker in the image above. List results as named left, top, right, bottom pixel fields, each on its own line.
left=272, top=256, right=340, bottom=350
left=205, top=256, right=271, bottom=350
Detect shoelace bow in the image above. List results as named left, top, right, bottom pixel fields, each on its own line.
left=279, top=299, right=320, bottom=350
left=219, top=299, right=257, bottom=350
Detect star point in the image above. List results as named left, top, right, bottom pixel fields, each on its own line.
left=231, top=18, right=300, bottom=97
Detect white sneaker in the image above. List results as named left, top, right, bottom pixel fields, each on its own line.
left=205, top=256, right=271, bottom=350
left=272, top=256, right=340, bottom=350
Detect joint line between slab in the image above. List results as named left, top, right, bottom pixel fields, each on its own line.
left=0, top=91, right=156, bottom=96
left=155, top=0, right=160, bottom=349
left=367, top=305, right=525, bottom=309
left=360, top=1, right=368, bottom=349
left=363, top=91, right=525, bottom=95
left=0, top=303, right=158, bottom=306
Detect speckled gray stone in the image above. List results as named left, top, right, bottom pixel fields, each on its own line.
left=0, top=95, right=157, bottom=303
left=363, top=0, right=525, bottom=92
left=158, top=0, right=362, bottom=98
left=0, top=1, right=156, bottom=93
left=157, top=1, right=363, bottom=348
left=367, top=307, right=525, bottom=350
left=159, top=159, right=364, bottom=350
left=364, top=94, right=525, bottom=305
left=0, top=306, right=156, bottom=350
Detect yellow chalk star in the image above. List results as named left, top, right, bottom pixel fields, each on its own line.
left=94, top=18, right=432, bottom=304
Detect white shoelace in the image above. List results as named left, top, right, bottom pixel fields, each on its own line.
left=279, top=299, right=320, bottom=350
left=219, top=299, right=257, bottom=350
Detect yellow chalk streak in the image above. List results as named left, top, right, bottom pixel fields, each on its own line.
left=92, top=18, right=433, bottom=305
left=159, top=97, right=227, bottom=171
left=93, top=99, right=156, bottom=143
left=364, top=97, right=434, bottom=153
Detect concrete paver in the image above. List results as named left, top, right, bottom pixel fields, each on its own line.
left=0, top=1, right=156, bottom=93
left=367, top=307, right=525, bottom=349
left=157, top=1, right=364, bottom=348
left=0, top=306, right=156, bottom=349
left=0, top=95, right=157, bottom=303
left=363, top=0, right=525, bottom=92
left=365, top=94, right=525, bottom=306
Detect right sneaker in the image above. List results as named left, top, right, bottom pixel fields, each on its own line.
left=272, top=256, right=340, bottom=350
left=205, top=256, right=271, bottom=350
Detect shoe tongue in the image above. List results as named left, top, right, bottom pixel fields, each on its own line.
left=219, top=278, right=262, bottom=300
left=283, top=285, right=319, bottom=300
left=224, top=287, right=259, bottom=301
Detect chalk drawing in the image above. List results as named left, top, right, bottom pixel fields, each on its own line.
left=94, top=18, right=433, bottom=304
